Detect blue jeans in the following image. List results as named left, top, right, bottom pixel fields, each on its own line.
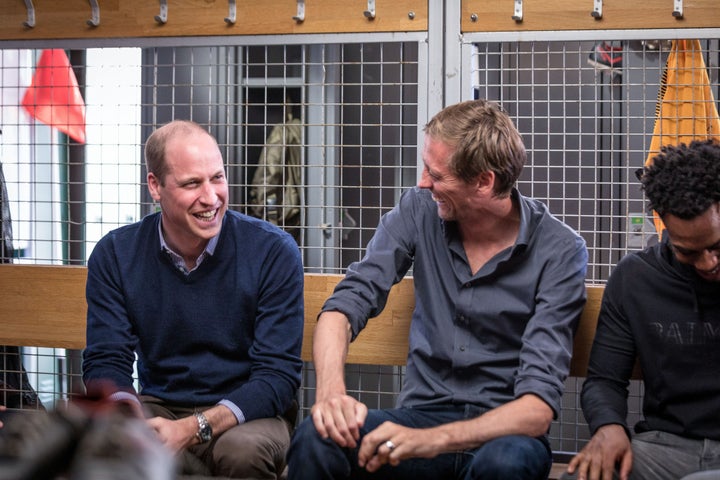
left=286, top=404, right=551, bottom=480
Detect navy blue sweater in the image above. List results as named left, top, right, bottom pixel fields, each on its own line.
left=82, top=210, right=304, bottom=422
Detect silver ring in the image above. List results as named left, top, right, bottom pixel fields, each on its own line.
left=385, top=440, right=396, bottom=451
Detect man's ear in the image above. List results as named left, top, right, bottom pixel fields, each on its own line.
left=147, top=173, right=162, bottom=202
left=476, top=171, right=495, bottom=192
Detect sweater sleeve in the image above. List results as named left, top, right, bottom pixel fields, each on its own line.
left=225, top=232, right=304, bottom=422
left=82, top=235, right=139, bottom=394
left=580, top=259, right=637, bottom=437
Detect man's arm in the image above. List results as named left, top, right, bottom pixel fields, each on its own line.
left=358, top=393, right=553, bottom=472
left=220, top=231, right=305, bottom=423
left=147, top=404, right=238, bottom=453
left=310, top=311, right=368, bottom=448
left=566, top=258, right=638, bottom=480
left=82, top=237, right=138, bottom=392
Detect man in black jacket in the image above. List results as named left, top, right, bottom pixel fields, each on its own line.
left=564, top=139, right=720, bottom=480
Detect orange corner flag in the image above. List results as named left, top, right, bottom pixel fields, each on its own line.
left=21, top=49, right=86, bottom=144
left=645, top=39, right=720, bottom=239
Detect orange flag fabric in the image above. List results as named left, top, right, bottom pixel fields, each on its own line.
left=21, top=49, right=86, bottom=144
left=644, top=39, right=720, bottom=239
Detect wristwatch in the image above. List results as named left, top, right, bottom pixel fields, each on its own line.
left=193, top=411, right=213, bottom=443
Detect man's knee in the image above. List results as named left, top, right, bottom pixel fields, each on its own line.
left=468, top=435, right=551, bottom=480
left=288, top=416, right=338, bottom=459
left=287, top=417, right=355, bottom=480
left=213, top=417, right=290, bottom=479
left=290, top=416, right=317, bottom=446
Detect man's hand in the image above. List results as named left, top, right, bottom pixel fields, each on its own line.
left=146, top=415, right=197, bottom=453
left=566, top=424, right=633, bottom=480
left=357, top=422, right=443, bottom=473
left=310, top=392, right=368, bottom=448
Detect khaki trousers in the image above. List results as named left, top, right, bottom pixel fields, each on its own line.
left=141, top=395, right=292, bottom=480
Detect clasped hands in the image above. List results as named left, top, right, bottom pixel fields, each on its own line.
left=311, top=393, right=441, bottom=472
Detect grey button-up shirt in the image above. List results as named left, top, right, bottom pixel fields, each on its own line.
left=322, top=187, right=587, bottom=416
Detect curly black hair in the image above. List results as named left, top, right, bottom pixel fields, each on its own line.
left=639, top=139, right=720, bottom=219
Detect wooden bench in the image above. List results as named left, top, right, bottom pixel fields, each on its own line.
left=0, top=263, right=609, bottom=478
left=0, top=263, right=604, bottom=374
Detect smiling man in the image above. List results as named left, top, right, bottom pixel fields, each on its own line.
left=287, top=99, right=588, bottom=480
left=82, top=120, right=304, bottom=479
left=564, top=139, right=720, bottom=480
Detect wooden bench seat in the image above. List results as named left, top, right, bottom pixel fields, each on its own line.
left=0, top=264, right=605, bottom=375
left=0, top=264, right=613, bottom=478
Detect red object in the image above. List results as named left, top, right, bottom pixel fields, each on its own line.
left=21, top=49, right=86, bottom=144
left=587, top=42, right=623, bottom=75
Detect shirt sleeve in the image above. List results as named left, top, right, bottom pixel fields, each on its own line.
left=514, top=230, right=589, bottom=417
left=322, top=190, right=417, bottom=340
left=580, top=259, right=637, bottom=436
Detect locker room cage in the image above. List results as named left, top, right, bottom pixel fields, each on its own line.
left=1, top=29, right=719, bottom=456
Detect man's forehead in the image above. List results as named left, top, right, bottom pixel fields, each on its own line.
left=665, top=207, right=720, bottom=250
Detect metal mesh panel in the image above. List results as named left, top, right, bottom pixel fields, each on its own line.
left=1, top=35, right=718, bottom=456
left=469, top=38, right=719, bottom=454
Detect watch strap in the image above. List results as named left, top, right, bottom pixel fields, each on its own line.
left=193, top=411, right=213, bottom=443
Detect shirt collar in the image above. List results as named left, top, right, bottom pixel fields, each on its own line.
left=157, top=216, right=219, bottom=274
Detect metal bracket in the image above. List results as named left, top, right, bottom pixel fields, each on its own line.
left=224, top=0, right=236, bottom=24
left=363, top=0, right=375, bottom=19
left=155, top=0, right=168, bottom=24
left=293, top=0, right=305, bottom=22
left=23, top=0, right=36, bottom=28
left=673, top=0, right=683, bottom=18
left=591, top=0, right=602, bottom=18
left=511, top=0, right=523, bottom=22
left=87, top=0, right=100, bottom=27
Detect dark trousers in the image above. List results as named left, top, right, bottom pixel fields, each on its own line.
left=287, top=404, right=552, bottom=480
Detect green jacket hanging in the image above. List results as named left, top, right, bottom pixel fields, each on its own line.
left=249, top=116, right=302, bottom=242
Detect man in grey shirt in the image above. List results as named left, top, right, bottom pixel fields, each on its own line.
left=287, top=99, right=588, bottom=480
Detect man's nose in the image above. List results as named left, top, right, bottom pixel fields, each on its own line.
left=199, top=182, right=218, bottom=204
left=695, top=249, right=719, bottom=272
left=417, top=169, right=431, bottom=189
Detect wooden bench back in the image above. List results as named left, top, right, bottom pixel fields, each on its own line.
left=0, top=264, right=623, bottom=378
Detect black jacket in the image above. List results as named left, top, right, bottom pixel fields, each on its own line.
left=582, top=238, right=720, bottom=440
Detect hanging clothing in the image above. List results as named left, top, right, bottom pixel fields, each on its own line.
left=645, top=39, right=720, bottom=239
left=0, top=161, right=44, bottom=411
left=249, top=116, right=302, bottom=243
left=0, top=162, right=13, bottom=263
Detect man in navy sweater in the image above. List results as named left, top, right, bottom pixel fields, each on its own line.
left=564, top=139, right=720, bottom=480
left=82, top=120, right=304, bottom=479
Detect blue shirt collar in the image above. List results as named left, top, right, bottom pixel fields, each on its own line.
left=157, top=216, right=219, bottom=274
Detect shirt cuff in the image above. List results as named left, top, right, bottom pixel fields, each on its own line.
left=219, top=399, right=246, bottom=425
left=109, top=390, right=142, bottom=406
